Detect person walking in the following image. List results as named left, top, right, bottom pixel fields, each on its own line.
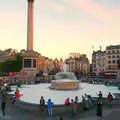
left=1, top=90, right=7, bottom=116
left=47, top=99, right=53, bottom=117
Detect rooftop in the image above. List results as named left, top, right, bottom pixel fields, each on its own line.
left=92, top=50, right=105, bottom=55
left=106, top=45, right=120, bottom=50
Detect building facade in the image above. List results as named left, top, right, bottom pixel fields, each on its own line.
left=92, top=50, right=105, bottom=75
left=105, top=45, right=120, bottom=72
left=66, top=53, right=90, bottom=75
left=92, top=45, right=120, bottom=75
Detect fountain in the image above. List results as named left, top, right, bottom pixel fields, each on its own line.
left=50, top=63, right=80, bottom=90
left=9, top=62, right=120, bottom=105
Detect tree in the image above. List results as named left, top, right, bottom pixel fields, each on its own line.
left=0, top=53, right=22, bottom=72
left=1, top=60, right=22, bottom=72
left=16, top=53, right=22, bottom=61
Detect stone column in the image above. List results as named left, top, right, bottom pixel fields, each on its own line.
left=27, top=0, right=34, bottom=50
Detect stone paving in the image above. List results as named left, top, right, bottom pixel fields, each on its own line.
left=0, top=100, right=120, bottom=120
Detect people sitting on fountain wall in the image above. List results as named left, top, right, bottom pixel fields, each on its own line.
left=47, top=99, right=54, bottom=116
left=75, top=96, right=79, bottom=103
left=74, top=96, right=80, bottom=113
left=65, top=97, right=70, bottom=105
left=40, top=96, right=45, bottom=111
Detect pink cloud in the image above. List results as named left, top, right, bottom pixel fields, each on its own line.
left=47, top=0, right=120, bottom=21
left=46, top=1, right=66, bottom=12
left=70, top=0, right=120, bottom=21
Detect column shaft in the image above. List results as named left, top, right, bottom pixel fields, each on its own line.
left=27, top=1, right=34, bottom=50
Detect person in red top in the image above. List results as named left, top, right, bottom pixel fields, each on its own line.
left=0, top=81, right=2, bottom=86
left=107, top=92, right=113, bottom=107
left=65, top=97, right=70, bottom=105
left=15, top=89, right=20, bottom=98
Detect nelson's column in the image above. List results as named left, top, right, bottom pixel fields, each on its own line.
left=27, top=0, right=34, bottom=50
left=21, top=0, right=39, bottom=81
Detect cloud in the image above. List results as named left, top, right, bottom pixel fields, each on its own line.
left=70, top=0, right=120, bottom=20
left=45, top=0, right=67, bottom=12
left=46, top=0, right=120, bottom=21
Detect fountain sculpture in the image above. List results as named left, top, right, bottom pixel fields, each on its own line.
left=50, top=63, right=80, bottom=90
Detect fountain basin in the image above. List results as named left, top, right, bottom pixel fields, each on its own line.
left=51, top=79, right=79, bottom=90
left=9, top=83, right=120, bottom=105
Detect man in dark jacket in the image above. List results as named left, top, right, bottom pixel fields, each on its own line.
left=96, top=99, right=103, bottom=120
left=1, top=90, right=7, bottom=116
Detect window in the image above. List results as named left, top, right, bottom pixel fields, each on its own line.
left=113, top=60, right=115, bottom=64
left=112, top=55, right=115, bottom=58
left=24, top=59, right=32, bottom=68
left=117, top=60, right=120, bottom=64
left=33, top=59, right=36, bottom=68
left=108, top=60, right=111, bottom=64
left=117, top=55, right=119, bottom=58
left=108, top=65, right=111, bottom=69
left=117, top=50, right=119, bottom=53
left=108, top=51, right=111, bottom=54
left=112, top=50, right=115, bottom=53
left=108, top=56, right=111, bottom=59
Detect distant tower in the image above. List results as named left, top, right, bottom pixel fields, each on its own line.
left=27, top=0, right=34, bottom=51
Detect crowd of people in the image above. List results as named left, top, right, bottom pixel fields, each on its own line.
left=39, top=91, right=113, bottom=119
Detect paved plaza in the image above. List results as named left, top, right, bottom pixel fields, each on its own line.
left=0, top=99, right=120, bottom=120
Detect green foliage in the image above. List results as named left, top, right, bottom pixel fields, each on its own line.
left=16, top=53, right=22, bottom=61
left=0, top=53, right=23, bottom=72
left=0, top=62, right=4, bottom=71
left=0, top=60, right=22, bottom=72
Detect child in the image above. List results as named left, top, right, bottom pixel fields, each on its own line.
left=47, top=99, right=53, bottom=116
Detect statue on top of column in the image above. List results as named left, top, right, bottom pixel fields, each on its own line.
left=28, top=0, right=34, bottom=2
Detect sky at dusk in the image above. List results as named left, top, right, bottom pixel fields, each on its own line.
left=0, top=0, right=120, bottom=61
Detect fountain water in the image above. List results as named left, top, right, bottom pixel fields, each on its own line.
left=63, top=63, right=69, bottom=72
left=50, top=63, right=80, bottom=90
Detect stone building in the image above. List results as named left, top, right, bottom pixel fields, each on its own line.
left=92, top=50, right=105, bottom=75
left=66, top=53, right=90, bottom=75
left=92, top=45, right=120, bottom=75
left=105, top=45, right=120, bottom=72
